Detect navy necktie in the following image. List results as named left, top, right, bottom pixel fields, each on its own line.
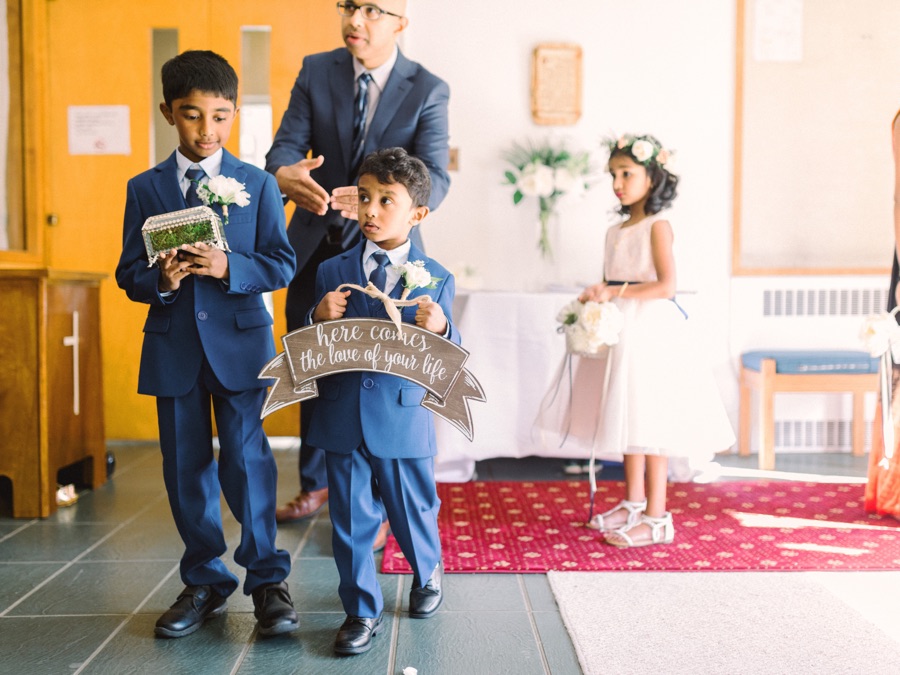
left=368, top=251, right=390, bottom=292
left=184, top=167, right=205, bottom=207
left=351, top=73, right=374, bottom=172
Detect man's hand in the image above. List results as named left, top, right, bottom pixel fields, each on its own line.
left=313, top=290, right=352, bottom=322
left=330, top=186, right=359, bottom=220
left=179, top=242, right=229, bottom=280
left=415, top=295, right=448, bottom=335
left=275, top=156, right=329, bottom=215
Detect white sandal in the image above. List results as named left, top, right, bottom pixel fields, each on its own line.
left=605, top=512, right=675, bottom=548
left=587, top=499, right=646, bottom=531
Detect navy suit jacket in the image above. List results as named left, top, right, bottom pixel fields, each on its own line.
left=304, top=241, right=458, bottom=458
left=115, top=150, right=296, bottom=397
left=265, top=48, right=451, bottom=273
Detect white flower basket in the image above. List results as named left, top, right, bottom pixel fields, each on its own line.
left=557, top=299, right=624, bottom=358
left=565, top=329, right=610, bottom=358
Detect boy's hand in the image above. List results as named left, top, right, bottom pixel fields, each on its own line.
left=275, top=156, right=329, bottom=216
left=313, top=290, right=352, bottom=322
left=415, top=295, right=448, bottom=335
left=157, top=248, right=196, bottom=293
left=179, top=243, right=229, bottom=280
left=329, top=186, right=358, bottom=220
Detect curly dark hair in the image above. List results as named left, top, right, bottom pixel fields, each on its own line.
left=608, top=134, right=678, bottom=216
left=357, top=147, right=432, bottom=207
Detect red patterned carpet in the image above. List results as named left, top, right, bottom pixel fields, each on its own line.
left=381, top=480, right=900, bottom=573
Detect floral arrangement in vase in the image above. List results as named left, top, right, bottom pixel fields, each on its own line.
left=503, top=139, right=592, bottom=259
left=556, top=298, right=624, bottom=357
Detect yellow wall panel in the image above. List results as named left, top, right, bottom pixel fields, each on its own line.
left=42, top=0, right=340, bottom=439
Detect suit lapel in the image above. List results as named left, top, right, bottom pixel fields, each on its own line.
left=219, top=149, right=247, bottom=185
left=366, top=50, right=415, bottom=154
left=335, top=243, right=369, bottom=317
left=151, top=152, right=188, bottom=214
left=329, top=50, right=357, bottom=171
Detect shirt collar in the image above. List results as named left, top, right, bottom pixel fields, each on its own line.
left=175, top=148, right=223, bottom=181
left=352, top=44, right=398, bottom=93
left=364, top=238, right=410, bottom=266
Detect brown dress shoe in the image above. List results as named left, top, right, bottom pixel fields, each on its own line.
left=275, top=488, right=328, bottom=523
left=372, top=520, right=391, bottom=552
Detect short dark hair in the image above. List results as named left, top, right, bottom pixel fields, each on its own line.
left=161, top=50, right=238, bottom=107
left=357, top=147, right=431, bottom=207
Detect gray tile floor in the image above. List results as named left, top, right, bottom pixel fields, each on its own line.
left=0, top=445, right=870, bottom=675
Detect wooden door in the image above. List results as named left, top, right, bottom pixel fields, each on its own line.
left=43, top=0, right=340, bottom=439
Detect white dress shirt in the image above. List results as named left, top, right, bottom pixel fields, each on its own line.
left=363, top=238, right=409, bottom=294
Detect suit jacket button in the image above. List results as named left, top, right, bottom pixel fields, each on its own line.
left=362, top=378, right=375, bottom=389
left=240, top=282, right=248, bottom=290
left=197, top=311, right=208, bottom=321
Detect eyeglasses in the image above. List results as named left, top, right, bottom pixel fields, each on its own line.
left=336, top=2, right=402, bottom=21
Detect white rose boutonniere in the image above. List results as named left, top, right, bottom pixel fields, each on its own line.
left=195, top=175, right=251, bottom=225
left=393, top=260, right=442, bottom=300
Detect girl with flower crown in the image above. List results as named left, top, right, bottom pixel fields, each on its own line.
left=575, top=133, right=735, bottom=547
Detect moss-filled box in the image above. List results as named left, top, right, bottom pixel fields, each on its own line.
left=142, top=206, right=230, bottom=266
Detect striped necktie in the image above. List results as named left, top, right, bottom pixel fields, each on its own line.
left=184, top=167, right=205, bottom=207
left=351, top=72, right=374, bottom=172
left=368, top=251, right=390, bottom=292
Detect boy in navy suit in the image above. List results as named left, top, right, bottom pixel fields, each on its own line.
left=115, top=50, right=298, bottom=639
left=307, top=147, right=454, bottom=655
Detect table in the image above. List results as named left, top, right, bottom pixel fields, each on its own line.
left=434, top=289, right=593, bottom=481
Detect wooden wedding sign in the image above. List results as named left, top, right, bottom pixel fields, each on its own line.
left=259, top=317, right=486, bottom=440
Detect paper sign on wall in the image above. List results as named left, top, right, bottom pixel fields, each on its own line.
left=68, top=105, right=131, bottom=155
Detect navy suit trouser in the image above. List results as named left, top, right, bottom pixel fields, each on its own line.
left=156, top=358, right=291, bottom=597
left=325, top=444, right=441, bottom=618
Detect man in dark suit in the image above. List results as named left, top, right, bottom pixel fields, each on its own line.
left=265, top=0, right=450, bottom=532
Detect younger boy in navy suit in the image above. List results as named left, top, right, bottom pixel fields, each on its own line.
left=115, top=50, right=298, bottom=639
left=307, top=147, right=454, bottom=655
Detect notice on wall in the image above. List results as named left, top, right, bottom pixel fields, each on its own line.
left=753, top=0, right=803, bottom=62
left=68, top=105, right=131, bottom=155
left=531, top=43, right=582, bottom=126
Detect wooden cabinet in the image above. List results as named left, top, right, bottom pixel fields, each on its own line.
left=0, top=268, right=106, bottom=518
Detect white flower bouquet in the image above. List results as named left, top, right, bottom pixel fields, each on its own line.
left=556, top=298, right=624, bottom=357
left=860, top=308, right=900, bottom=359
left=503, top=140, right=593, bottom=259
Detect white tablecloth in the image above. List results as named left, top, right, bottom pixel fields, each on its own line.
left=435, top=289, right=593, bottom=481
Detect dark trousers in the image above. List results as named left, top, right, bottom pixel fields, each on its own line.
left=156, top=358, right=291, bottom=596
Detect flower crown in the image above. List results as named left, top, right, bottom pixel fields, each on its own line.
left=603, top=134, right=676, bottom=173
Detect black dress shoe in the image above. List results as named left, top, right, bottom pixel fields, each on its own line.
left=251, top=581, right=299, bottom=636
left=154, top=585, right=227, bottom=638
left=334, top=614, right=383, bottom=655
left=409, top=561, right=443, bottom=618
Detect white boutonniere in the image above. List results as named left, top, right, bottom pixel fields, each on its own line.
left=194, top=175, right=251, bottom=225
left=393, top=260, right=442, bottom=299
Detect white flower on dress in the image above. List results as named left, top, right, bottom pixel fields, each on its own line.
left=860, top=311, right=900, bottom=357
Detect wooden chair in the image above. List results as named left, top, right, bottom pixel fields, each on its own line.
left=739, top=350, right=879, bottom=470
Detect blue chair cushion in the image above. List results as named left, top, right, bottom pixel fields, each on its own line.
left=741, top=350, right=879, bottom=374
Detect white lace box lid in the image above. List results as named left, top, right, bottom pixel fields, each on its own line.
left=141, top=205, right=228, bottom=266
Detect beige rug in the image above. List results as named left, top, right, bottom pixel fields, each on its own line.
left=548, top=570, right=900, bottom=675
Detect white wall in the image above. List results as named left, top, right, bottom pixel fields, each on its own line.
left=402, top=0, right=893, bottom=453
left=404, top=0, right=740, bottom=413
